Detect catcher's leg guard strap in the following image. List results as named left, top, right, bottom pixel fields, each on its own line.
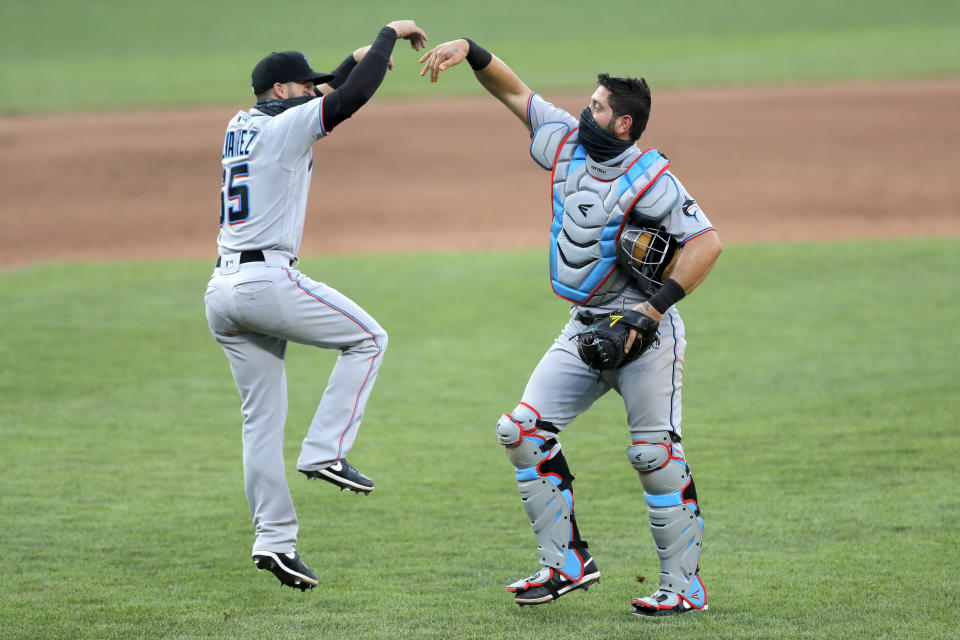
left=628, top=432, right=703, bottom=597
left=498, top=404, right=583, bottom=575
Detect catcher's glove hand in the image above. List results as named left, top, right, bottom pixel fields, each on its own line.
left=573, top=310, right=660, bottom=370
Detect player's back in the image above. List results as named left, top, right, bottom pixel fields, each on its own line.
left=217, top=100, right=327, bottom=256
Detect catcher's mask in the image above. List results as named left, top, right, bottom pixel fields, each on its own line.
left=617, top=227, right=680, bottom=295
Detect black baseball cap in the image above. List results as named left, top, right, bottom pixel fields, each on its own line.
left=251, top=51, right=336, bottom=94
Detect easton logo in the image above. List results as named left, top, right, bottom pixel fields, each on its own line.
left=578, top=203, right=594, bottom=216
left=609, top=314, right=624, bottom=327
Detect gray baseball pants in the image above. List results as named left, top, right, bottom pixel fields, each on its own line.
left=205, top=251, right=387, bottom=553
left=519, top=307, right=686, bottom=439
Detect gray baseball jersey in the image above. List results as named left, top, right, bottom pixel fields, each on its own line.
left=218, top=100, right=328, bottom=255
left=206, top=96, right=387, bottom=555
left=519, top=94, right=716, bottom=439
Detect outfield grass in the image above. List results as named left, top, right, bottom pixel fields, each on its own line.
left=1, top=240, right=957, bottom=639
left=2, top=0, right=960, bottom=112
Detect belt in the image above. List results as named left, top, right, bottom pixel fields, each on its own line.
left=215, top=250, right=297, bottom=267
left=216, top=250, right=264, bottom=267
left=576, top=311, right=612, bottom=324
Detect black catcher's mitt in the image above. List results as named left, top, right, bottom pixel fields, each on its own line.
left=573, top=310, right=660, bottom=370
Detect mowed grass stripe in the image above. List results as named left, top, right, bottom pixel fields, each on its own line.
left=2, top=0, right=960, bottom=112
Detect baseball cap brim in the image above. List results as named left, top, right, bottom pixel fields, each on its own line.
left=300, top=71, right=336, bottom=86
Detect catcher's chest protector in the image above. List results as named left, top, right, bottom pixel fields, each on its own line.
left=532, top=124, right=670, bottom=306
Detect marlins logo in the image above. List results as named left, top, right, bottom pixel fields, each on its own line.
left=681, top=199, right=701, bottom=218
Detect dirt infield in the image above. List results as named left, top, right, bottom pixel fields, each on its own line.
left=2, top=78, right=958, bottom=268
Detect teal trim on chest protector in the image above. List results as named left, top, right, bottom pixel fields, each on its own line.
left=549, top=146, right=665, bottom=304
left=569, top=144, right=587, bottom=175
left=619, top=149, right=664, bottom=198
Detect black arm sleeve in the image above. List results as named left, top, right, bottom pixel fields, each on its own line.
left=320, top=26, right=397, bottom=132
left=327, top=54, right=358, bottom=90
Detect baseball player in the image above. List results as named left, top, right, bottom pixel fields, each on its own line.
left=204, top=20, right=427, bottom=591
left=419, top=40, right=722, bottom=616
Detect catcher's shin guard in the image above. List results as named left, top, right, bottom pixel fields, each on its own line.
left=628, top=432, right=706, bottom=612
left=497, top=403, right=586, bottom=577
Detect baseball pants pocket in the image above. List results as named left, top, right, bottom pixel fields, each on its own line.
left=234, top=280, right=273, bottom=294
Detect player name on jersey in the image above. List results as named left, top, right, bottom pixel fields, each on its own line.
left=223, top=122, right=259, bottom=160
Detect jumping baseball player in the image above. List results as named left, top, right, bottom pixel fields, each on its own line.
left=204, top=20, right=427, bottom=591
left=419, top=40, right=722, bottom=616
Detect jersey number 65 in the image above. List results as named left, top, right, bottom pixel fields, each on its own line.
left=220, top=163, right=250, bottom=226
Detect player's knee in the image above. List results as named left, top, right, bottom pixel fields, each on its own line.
left=641, top=460, right=693, bottom=501
left=374, top=327, right=388, bottom=353
left=628, top=431, right=695, bottom=499
left=496, top=403, right=554, bottom=470
left=627, top=431, right=674, bottom=472
left=496, top=403, right=538, bottom=446
left=357, top=325, right=387, bottom=356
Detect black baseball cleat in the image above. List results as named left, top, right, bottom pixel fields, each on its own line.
left=299, top=459, right=374, bottom=494
left=252, top=551, right=318, bottom=591
left=506, top=553, right=600, bottom=606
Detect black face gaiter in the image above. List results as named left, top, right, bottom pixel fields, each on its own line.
left=253, top=94, right=319, bottom=116
left=578, top=107, right=634, bottom=162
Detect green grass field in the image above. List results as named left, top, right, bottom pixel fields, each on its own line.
left=1, top=0, right=960, bottom=112
left=1, top=241, right=958, bottom=639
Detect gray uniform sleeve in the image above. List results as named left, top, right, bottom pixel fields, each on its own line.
left=269, top=98, right=328, bottom=170
left=527, top=93, right=579, bottom=170
left=632, top=171, right=715, bottom=244
left=527, top=93, right=578, bottom=131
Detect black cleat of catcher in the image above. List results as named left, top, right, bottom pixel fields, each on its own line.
left=252, top=551, right=318, bottom=591
left=299, top=459, right=374, bottom=494
left=507, top=553, right=600, bottom=606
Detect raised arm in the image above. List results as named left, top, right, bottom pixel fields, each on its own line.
left=315, top=48, right=394, bottom=97
left=419, top=38, right=533, bottom=129
left=320, top=20, right=427, bottom=132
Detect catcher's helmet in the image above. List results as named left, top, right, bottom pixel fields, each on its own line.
left=617, top=227, right=680, bottom=296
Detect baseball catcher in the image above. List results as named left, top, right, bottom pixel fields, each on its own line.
left=420, top=38, right=722, bottom=617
